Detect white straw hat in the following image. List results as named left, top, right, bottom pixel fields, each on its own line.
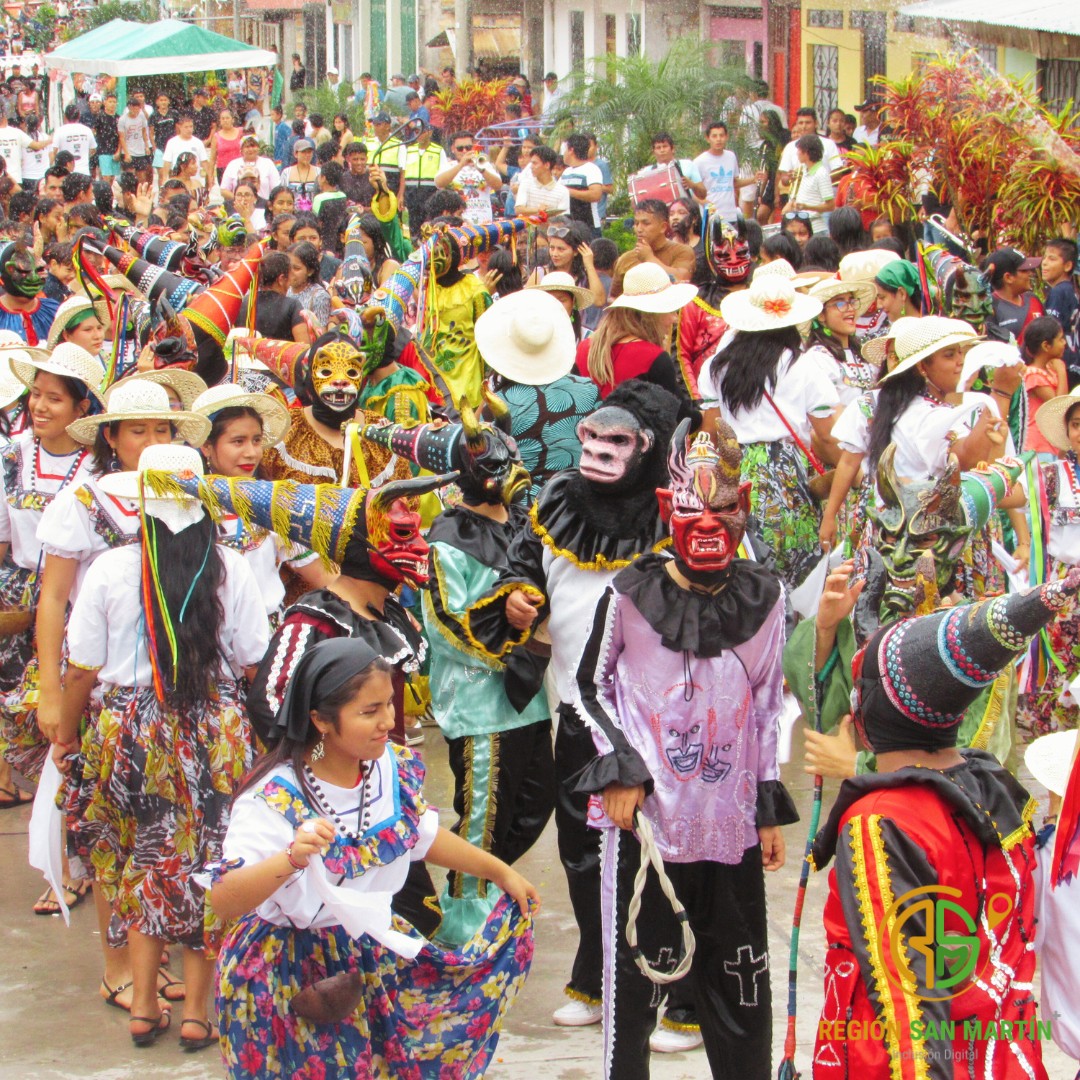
left=1024, top=729, right=1078, bottom=797
left=9, top=342, right=106, bottom=403
left=192, top=383, right=292, bottom=447
left=117, top=369, right=209, bottom=411
left=0, top=330, right=30, bottom=408
left=719, top=275, right=822, bottom=333
left=526, top=271, right=594, bottom=311
left=878, top=316, right=980, bottom=381
left=67, top=379, right=211, bottom=447
left=959, top=340, right=1023, bottom=394
left=752, top=258, right=796, bottom=281
left=838, top=249, right=900, bottom=283
left=46, top=295, right=108, bottom=350
left=474, top=289, right=577, bottom=386
left=862, top=315, right=921, bottom=369
left=807, top=276, right=877, bottom=318
left=609, top=262, right=698, bottom=313
left=1035, top=386, right=1080, bottom=452
left=97, top=444, right=207, bottom=532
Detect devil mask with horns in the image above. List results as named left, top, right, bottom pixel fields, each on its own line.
left=657, top=416, right=751, bottom=582
left=363, top=390, right=531, bottom=508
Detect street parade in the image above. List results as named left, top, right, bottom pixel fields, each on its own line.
left=1, top=4, right=1080, bottom=1077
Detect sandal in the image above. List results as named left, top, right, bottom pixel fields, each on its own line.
left=130, top=1011, right=171, bottom=1048
left=62, top=879, right=91, bottom=911
left=33, top=888, right=61, bottom=916
left=179, top=1018, right=217, bottom=1052
left=0, top=784, right=32, bottom=810
left=158, top=971, right=186, bottom=1003
left=101, top=978, right=134, bottom=1012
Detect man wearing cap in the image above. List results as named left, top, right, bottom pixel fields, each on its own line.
left=220, top=134, right=281, bottom=200
left=364, top=111, right=406, bottom=204
left=407, top=74, right=422, bottom=96
left=402, top=124, right=447, bottom=228
left=852, top=99, right=882, bottom=146
left=326, top=66, right=341, bottom=90
left=190, top=87, right=217, bottom=144
left=984, top=247, right=1044, bottom=346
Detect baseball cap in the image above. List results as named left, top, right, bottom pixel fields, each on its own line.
left=407, top=74, right=421, bottom=83
left=240, top=134, right=260, bottom=146
left=327, top=66, right=339, bottom=75
left=854, top=98, right=882, bottom=111
left=294, top=139, right=314, bottom=152
left=89, top=92, right=103, bottom=102
left=984, top=247, right=1041, bottom=278
left=372, top=110, right=391, bottom=124
left=392, top=73, right=406, bottom=82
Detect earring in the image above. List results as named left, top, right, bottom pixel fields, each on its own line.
left=310, top=735, right=325, bottom=762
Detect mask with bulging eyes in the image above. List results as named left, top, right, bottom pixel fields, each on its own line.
left=576, top=406, right=654, bottom=491
left=705, top=220, right=751, bottom=285
left=309, top=339, right=363, bottom=413
left=1, top=242, right=43, bottom=299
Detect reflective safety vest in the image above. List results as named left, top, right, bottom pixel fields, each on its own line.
left=403, top=143, right=445, bottom=184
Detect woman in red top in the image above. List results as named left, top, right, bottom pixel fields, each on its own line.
left=209, top=109, right=243, bottom=182
left=575, top=262, right=697, bottom=397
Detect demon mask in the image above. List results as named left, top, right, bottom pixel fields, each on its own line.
left=657, top=417, right=751, bottom=580
left=356, top=485, right=431, bottom=588
left=1, top=242, right=43, bottom=299
left=307, top=335, right=363, bottom=426
left=705, top=219, right=751, bottom=286
left=458, top=393, right=531, bottom=506
left=334, top=217, right=377, bottom=309
left=356, top=305, right=394, bottom=380
left=576, top=405, right=655, bottom=492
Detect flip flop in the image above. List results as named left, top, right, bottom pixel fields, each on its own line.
left=179, top=1018, right=217, bottom=1052
left=33, top=888, right=61, bottom=916
left=0, top=785, right=32, bottom=810
left=130, top=1010, right=171, bottom=1048
left=101, top=978, right=133, bottom=1012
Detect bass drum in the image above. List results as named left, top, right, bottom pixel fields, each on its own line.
left=628, top=163, right=686, bottom=207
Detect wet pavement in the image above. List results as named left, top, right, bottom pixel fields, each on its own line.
left=0, top=722, right=1071, bottom=1079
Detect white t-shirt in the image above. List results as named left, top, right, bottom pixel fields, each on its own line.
left=792, top=162, right=836, bottom=233
left=697, top=347, right=838, bottom=444
left=66, top=540, right=269, bottom=687
left=52, top=121, right=97, bottom=175
left=21, top=131, right=50, bottom=182
left=221, top=155, right=281, bottom=201
left=117, top=111, right=151, bottom=157
left=694, top=149, right=739, bottom=221
left=559, top=160, right=604, bottom=229
left=778, top=135, right=842, bottom=176
left=0, top=125, right=31, bottom=182
left=453, top=163, right=494, bottom=226
left=514, top=169, right=570, bottom=215
left=162, top=133, right=208, bottom=169
left=853, top=125, right=880, bottom=146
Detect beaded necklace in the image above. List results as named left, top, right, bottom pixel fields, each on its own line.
left=303, top=760, right=375, bottom=838
left=33, top=439, right=89, bottom=489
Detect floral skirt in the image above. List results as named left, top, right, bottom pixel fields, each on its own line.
left=68, top=681, right=252, bottom=949
left=216, top=895, right=534, bottom=1079
left=1017, top=559, right=1080, bottom=739
left=0, top=564, right=44, bottom=781
left=743, top=440, right=822, bottom=590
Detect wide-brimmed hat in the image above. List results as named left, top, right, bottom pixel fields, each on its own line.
left=192, top=383, right=291, bottom=446
left=807, top=276, right=877, bottom=318
left=752, top=259, right=796, bottom=281
left=839, top=249, right=900, bottom=283
left=115, top=369, right=209, bottom=410
left=67, top=378, right=211, bottom=447
left=861, top=316, right=921, bottom=368
left=46, top=295, right=110, bottom=350
left=0, top=331, right=28, bottom=408
left=1025, top=730, right=1078, bottom=797
left=1035, top=386, right=1080, bottom=452
left=474, top=289, right=577, bottom=386
left=98, top=444, right=207, bottom=531
left=9, top=342, right=106, bottom=403
left=959, top=339, right=1023, bottom=393
left=878, top=316, right=980, bottom=381
left=609, top=263, right=698, bottom=314
left=720, top=275, right=822, bottom=333
left=526, top=271, right=593, bottom=311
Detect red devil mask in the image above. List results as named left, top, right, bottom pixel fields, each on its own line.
left=706, top=220, right=751, bottom=285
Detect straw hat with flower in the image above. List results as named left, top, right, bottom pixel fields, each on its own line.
left=1035, top=386, right=1080, bottom=452
left=878, top=316, right=980, bottom=381
left=719, top=275, right=822, bottom=333
left=67, top=378, right=211, bottom=447
left=609, top=263, right=698, bottom=313
left=526, top=271, right=594, bottom=311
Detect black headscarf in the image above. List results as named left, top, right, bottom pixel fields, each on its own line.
left=272, top=636, right=381, bottom=745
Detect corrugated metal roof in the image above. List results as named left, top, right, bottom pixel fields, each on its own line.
left=898, top=0, right=1080, bottom=38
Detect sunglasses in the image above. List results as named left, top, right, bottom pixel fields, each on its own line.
left=453, top=144, right=474, bottom=153
left=548, top=226, right=573, bottom=240
left=783, top=211, right=812, bottom=223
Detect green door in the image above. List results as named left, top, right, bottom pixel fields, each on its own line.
left=400, top=0, right=417, bottom=78
left=370, top=0, right=388, bottom=86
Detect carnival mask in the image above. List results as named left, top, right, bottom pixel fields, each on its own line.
left=361, top=489, right=430, bottom=588
left=356, top=305, right=393, bottom=379
left=576, top=406, right=654, bottom=489
left=657, top=418, right=750, bottom=575
left=869, top=445, right=971, bottom=622
left=1, top=242, right=43, bottom=299
left=336, top=218, right=377, bottom=309
left=459, top=393, right=530, bottom=506
left=310, top=340, right=363, bottom=413
left=706, top=221, right=751, bottom=285
left=430, top=234, right=454, bottom=278
left=949, top=267, right=993, bottom=333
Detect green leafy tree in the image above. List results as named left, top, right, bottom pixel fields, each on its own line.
left=61, top=0, right=159, bottom=40
left=556, top=37, right=752, bottom=206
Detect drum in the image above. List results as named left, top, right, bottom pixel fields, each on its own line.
left=628, top=164, right=686, bottom=207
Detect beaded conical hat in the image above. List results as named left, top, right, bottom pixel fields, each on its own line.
left=184, top=242, right=265, bottom=347
left=109, top=220, right=186, bottom=271
left=95, top=242, right=202, bottom=310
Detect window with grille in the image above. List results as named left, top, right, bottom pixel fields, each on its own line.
left=807, top=10, right=844, bottom=29
left=811, top=44, right=839, bottom=121
left=627, top=12, right=642, bottom=55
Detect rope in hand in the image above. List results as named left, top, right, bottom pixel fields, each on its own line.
left=624, top=809, right=696, bottom=985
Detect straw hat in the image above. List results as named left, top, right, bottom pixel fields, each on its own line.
left=861, top=316, right=921, bottom=368
left=838, top=249, right=900, bottom=283
left=192, top=383, right=292, bottom=447
left=9, top=342, right=106, bottom=404
left=1024, top=729, right=1077, bottom=797
left=113, top=369, right=209, bottom=411
left=67, top=379, right=211, bottom=447
left=0, top=331, right=31, bottom=408
left=807, top=276, right=877, bottom=318
left=526, top=271, right=594, bottom=311
left=1035, top=386, right=1080, bottom=452
left=878, top=316, right=979, bottom=381
left=719, top=275, right=822, bottom=333
left=752, top=259, right=796, bottom=281
left=97, top=444, right=207, bottom=533
left=474, top=289, right=577, bottom=386
left=959, top=339, right=1022, bottom=393
left=791, top=270, right=834, bottom=292
left=609, top=262, right=698, bottom=313
left=46, top=295, right=109, bottom=350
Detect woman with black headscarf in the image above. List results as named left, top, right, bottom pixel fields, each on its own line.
left=210, top=636, right=538, bottom=1080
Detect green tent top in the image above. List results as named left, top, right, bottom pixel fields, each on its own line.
left=44, top=18, right=278, bottom=77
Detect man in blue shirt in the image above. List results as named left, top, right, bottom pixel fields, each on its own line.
left=1042, top=238, right=1080, bottom=388
left=271, top=104, right=292, bottom=165
left=406, top=91, right=430, bottom=127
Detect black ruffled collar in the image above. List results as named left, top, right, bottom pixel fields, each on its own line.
left=427, top=504, right=529, bottom=566
left=531, top=472, right=668, bottom=569
left=286, top=588, right=422, bottom=662
left=613, top=553, right=781, bottom=655
left=811, top=749, right=1035, bottom=868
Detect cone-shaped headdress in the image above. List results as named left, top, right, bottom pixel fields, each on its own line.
left=92, top=242, right=203, bottom=310
left=184, top=242, right=265, bottom=347
left=108, top=219, right=186, bottom=271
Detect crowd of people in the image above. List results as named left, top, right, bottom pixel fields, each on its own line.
left=0, top=61, right=1079, bottom=1080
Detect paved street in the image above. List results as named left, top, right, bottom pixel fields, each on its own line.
left=0, top=723, right=1070, bottom=1079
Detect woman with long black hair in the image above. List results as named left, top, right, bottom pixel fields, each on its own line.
left=53, top=444, right=269, bottom=1052
left=354, top=213, right=400, bottom=287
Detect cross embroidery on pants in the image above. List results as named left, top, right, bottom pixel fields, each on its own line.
left=724, top=944, right=768, bottom=1006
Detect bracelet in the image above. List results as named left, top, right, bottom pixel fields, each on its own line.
left=284, top=843, right=306, bottom=873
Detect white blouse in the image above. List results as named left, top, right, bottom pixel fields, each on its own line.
left=220, top=758, right=439, bottom=932
left=1048, top=461, right=1080, bottom=566
left=66, top=542, right=269, bottom=686
left=698, top=346, right=838, bottom=444
left=215, top=514, right=318, bottom=618
left=801, top=344, right=878, bottom=409
left=0, top=432, right=95, bottom=571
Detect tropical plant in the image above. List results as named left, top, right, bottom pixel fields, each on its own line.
left=427, top=78, right=511, bottom=136
left=296, top=84, right=366, bottom=138
left=555, top=37, right=752, bottom=196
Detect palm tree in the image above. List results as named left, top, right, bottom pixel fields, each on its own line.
left=555, top=37, right=752, bottom=206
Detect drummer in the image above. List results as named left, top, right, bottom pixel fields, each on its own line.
left=640, top=131, right=707, bottom=201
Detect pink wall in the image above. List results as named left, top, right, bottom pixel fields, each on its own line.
left=707, top=8, right=768, bottom=81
